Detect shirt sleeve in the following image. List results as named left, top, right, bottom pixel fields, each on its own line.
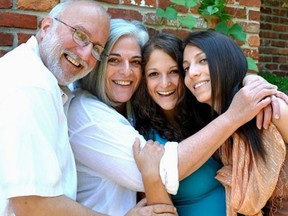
left=68, top=91, right=179, bottom=193
left=0, top=87, right=65, bottom=198
left=160, top=142, right=179, bottom=195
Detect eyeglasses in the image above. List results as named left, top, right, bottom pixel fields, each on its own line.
left=53, top=17, right=105, bottom=61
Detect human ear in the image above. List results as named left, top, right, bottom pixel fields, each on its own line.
left=38, top=17, right=53, bottom=41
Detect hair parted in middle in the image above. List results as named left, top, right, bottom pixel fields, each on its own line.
left=81, top=18, right=149, bottom=107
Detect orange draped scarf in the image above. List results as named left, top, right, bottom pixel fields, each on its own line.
left=215, top=124, right=287, bottom=216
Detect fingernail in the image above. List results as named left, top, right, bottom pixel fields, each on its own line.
left=275, top=114, right=279, bottom=119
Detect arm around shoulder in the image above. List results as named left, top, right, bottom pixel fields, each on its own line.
left=133, top=139, right=173, bottom=205
left=10, top=195, right=108, bottom=216
left=272, top=97, right=288, bottom=143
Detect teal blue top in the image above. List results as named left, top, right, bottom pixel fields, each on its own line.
left=149, top=131, right=226, bottom=216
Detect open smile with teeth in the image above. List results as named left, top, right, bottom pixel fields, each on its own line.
left=157, top=90, right=175, bottom=96
left=194, top=80, right=210, bottom=89
left=66, top=54, right=81, bottom=67
left=114, top=80, right=132, bottom=86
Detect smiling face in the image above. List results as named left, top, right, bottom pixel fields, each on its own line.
left=145, top=49, right=183, bottom=115
left=183, top=44, right=212, bottom=106
left=39, top=2, right=110, bottom=86
left=105, top=35, right=142, bottom=104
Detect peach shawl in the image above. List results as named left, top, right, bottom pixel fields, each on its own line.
left=215, top=124, right=286, bottom=216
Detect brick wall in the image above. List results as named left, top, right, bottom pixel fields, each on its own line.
left=0, top=0, right=262, bottom=65
left=259, top=0, right=288, bottom=77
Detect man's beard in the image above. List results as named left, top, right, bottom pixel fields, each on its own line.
left=41, top=26, right=91, bottom=86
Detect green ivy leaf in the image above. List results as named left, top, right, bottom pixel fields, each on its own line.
left=215, top=21, right=230, bottom=34
left=205, top=6, right=219, bottom=15
left=247, top=57, right=259, bottom=72
left=198, top=0, right=231, bottom=20
left=156, top=6, right=178, bottom=20
left=185, top=0, right=200, bottom=8
left=216, top=22, right=246, bottom=42
left=178, top=14, right=197, bottom=29
left=156, top=8, right=165, bottom=18
left=228, top=23, right=246, bottom=42
left=170, top=0, right=186, bottom=7
left=170, top=0, right=200, bottom=8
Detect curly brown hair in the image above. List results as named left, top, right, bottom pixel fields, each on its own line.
left=133, top=33, right=208, bottom=142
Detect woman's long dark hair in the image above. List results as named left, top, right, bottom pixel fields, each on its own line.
left=133, top=33, right=207, bottom=142
left=183, top=30, right=266, bottom=160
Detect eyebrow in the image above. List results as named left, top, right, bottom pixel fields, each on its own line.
left=147, top=65, right=178, bottom=71
left=108, top=53, right=142, bottom=59
left=183, top=51, right=205, bottom=62
left=73, top=24, right=105, bottom=48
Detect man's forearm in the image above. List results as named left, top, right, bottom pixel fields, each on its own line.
left=10, top=195, right=108, bottom=216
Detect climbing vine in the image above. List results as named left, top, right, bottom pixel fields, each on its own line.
left=156, top=0, right=258, bottom=71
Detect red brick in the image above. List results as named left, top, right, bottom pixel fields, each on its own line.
left=273, top=56, right=287, bottom=63
left=242, top=22, right=260, bottom=34
left=272, top=8, right=287, bottom=16
left=243, top=48, right=259, bottom=59
left=162, top=28, right=191, bottom=40
left=0, top=32, right=13, bottom=46
left=235, top=40, right=245, bottom=47
left=107, top=8, right=143, bottom=21
left=279, top=17, right=288, bottom=24
left=2, top=0, right=283, bottom=77
left=260, top=7, right=272, bottom=14
left=226, top=7, right=246, bottom=19
left=273, top=72, right=287, bottom=77
left=240, top=0, right=260, bottom=7
left=260, top=23, right=272, bottom=30
left=0, top=49, right=9, bottom=57
left=265, top=0, right=284, bottom=7
left=158, top=1, right=172, bottom=9
left=272, top=25, right=287, bottom=32
left=146, top=27, right=159, bottom=37
left=143, top=12, right=160, bottom=26
left=0, top=0, right=12, bottom=8
left=123, top=0, right=156, bottom=7
left=271, top=40, right=286, bottom=47
left=0, top=12, right=37, bottom=29
left=17, top=0, right=59, bottom=12
left=17, top=33, right=33, bottom=45
left=249, top=10, right=260, bottom=21
left=279, top=65, right=288, bottom=71
left=259, top=38, right=270, bottom=46
left=260, top=31, right=278, bottom=39
left=248, top=35, right=260, bottom=47
left=278, top=49, right=288, bottom=55
left=260, top=47, right=274, bottom=54
left=206, top=17, right=220, bottom=28
left=158, top=1, right=192, bottom=14
left=261, top=15, right=272, bottom=22
left=258, top=55, right=272, bottom=62
left=272, top=16, right=281, bottom=23
left=99, top=0, right=118, bottom=4
left=159, top=19, right=178, bottom=28
left=265, top=64, right=278, bottom=70
left=279, top=33, right=288, bottom=40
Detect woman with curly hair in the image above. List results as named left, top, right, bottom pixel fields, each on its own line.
left=133, top=32, right=226, bottom=215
